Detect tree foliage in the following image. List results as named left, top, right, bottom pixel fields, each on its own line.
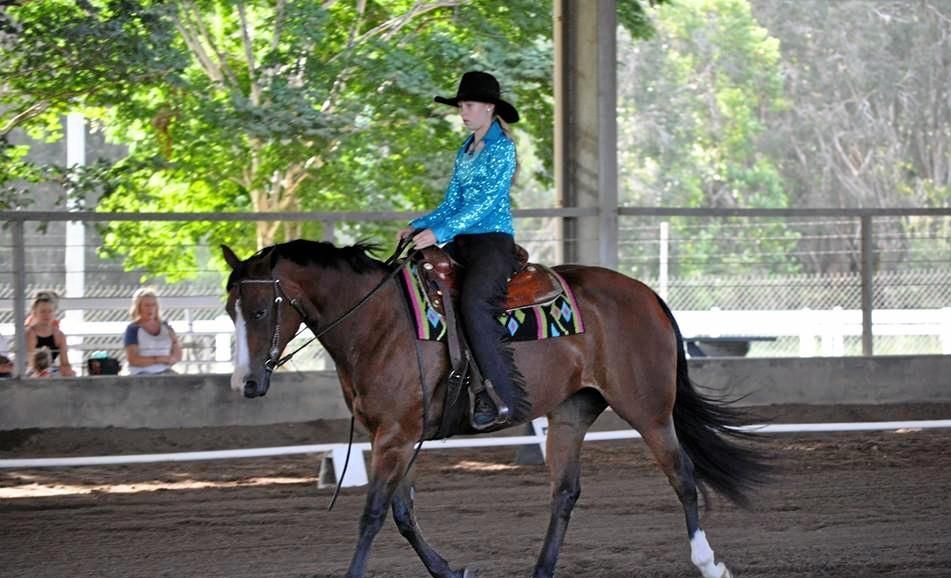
left=0, top=0, right=661, bottom=280
left=752, top=0, right=951, bottom=273
left=617, top=0, right=951, bottom=277
left=617, top=0, right=795, bottom=277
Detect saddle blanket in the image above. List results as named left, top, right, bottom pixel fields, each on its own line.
left=400, top=263, right=585, bottom=342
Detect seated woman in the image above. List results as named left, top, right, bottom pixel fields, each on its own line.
left=124, top=288, right=183, bottom=375
left=25, top=291, right=76, bottom=377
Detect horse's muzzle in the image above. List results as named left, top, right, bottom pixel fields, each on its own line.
left=243, top=377, right=270, bottom=398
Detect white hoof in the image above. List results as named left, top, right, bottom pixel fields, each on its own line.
left=703, top=562, right=731, bottom=578
left=691, top=530, right=731, bottom=578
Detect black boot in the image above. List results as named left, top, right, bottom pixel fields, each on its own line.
left=470, top=380, right=511, bottom=430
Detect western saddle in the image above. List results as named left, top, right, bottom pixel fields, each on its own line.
left=411, top=245, right=563, bottom=316
left=410, top=245, right=564, bottom=433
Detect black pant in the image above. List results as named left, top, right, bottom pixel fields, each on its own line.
left=444, top=233, right=521, bottom=407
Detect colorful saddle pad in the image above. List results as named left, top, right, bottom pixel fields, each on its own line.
left=400, top=263, right=585, bottom=342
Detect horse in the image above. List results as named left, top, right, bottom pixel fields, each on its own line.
left=221, top=239, right=768, bottom=578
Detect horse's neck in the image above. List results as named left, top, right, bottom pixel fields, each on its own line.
left=310, top=268, right=399, bottom=371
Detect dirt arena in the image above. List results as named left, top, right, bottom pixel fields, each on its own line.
left=3, top=404, right=951, bottom=578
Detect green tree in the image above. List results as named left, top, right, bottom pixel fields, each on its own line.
left=1, top=0, right=662, bottom=281
left=617, top=0, right=796, bottom=277
left=751, top=0, right=951, bottom=274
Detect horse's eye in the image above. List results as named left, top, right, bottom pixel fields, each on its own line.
left=253, top=310, right=267, bottom=320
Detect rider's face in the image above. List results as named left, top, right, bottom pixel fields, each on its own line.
left=459, top=101, right=495, bottom=133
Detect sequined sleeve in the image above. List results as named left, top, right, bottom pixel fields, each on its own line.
left=410, top=162, right=462, bottom=231
left=430, top=139, right=516, bottom=243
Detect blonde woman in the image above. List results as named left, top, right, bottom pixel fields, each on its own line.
left=124, top=288, right=183, bottom=375
left=25, top=291, right=75, bottom=377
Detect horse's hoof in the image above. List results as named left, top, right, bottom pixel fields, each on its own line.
left=700, top=562, right=731, bottom=578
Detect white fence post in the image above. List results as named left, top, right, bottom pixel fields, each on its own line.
left=659, top=221, right=669, bottom=301
left=942, top=307, right=951, bottom=355
left=821, top=306, right=846, bottom=356
left=799, top=307, right=816, bottom=357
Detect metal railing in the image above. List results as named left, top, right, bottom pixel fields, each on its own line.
left=1, top=206, right=949, bottom=376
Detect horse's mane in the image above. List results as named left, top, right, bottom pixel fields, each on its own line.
left=226, top=239, right=385, bottom=289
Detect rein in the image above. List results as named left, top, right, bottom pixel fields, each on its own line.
left=241, top=235, right=417, bottom=374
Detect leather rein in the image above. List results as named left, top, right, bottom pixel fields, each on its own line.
left=238, top=237, right=417, bottom=376
left=236, top=237, right=422, bottom=510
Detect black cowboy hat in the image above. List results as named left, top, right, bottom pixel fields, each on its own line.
left=434, top=71, right=520, bottom=124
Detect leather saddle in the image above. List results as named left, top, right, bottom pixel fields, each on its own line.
left=410, top=244, right=563, bottom=436
left=411, top=245, right=564, bottom=316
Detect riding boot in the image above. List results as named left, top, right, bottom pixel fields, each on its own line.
left=470, top=379, right=511, bottom=430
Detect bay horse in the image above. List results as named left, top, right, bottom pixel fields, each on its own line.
left=221, top=239, right=767, bottom=578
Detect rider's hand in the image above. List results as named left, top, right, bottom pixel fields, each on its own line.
left=397, top=227, right=415, bottom=242
left=411, top=229, right=437, bottom=249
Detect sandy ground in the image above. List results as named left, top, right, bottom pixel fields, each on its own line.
left=2, top=403, right=951, bottom=578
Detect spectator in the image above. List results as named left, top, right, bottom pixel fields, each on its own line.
left=25, top=291, right=75, bottom=377
left=27, top=346, right=53, bottom=378
left=0, top=334, right=13, bottom=377
left=124, top=287, right=183, bottom=375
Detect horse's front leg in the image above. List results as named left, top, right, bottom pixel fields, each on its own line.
left=345, top=442, right=413, bottom=578
left=392, top=481, right=473, bottom=578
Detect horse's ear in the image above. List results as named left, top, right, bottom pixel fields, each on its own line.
left=221, top=244, right=241, bottom=270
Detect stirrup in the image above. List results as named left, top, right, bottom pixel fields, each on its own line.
left=469, top=379, right=511, bottom=431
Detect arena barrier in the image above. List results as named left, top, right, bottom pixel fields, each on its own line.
left=4, top=418, right=951, bottom=488
left=4, top=356, right=951, bottom=431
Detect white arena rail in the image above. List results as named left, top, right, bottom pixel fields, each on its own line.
left=3, top=419, right=951, bottom=488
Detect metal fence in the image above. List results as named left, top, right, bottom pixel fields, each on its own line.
left=1, top=207, right=949, bottom=376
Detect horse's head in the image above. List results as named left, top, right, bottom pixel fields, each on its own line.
left=222, top=244, right=308, bottom=398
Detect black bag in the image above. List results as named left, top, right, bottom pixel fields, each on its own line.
left=87, top=357, right=121, bottom=375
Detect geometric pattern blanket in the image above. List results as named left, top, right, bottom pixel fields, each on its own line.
left=399, top=263, right=585, bottom=342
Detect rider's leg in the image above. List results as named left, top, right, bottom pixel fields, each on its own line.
left=454, top=233, right=521, bottom=426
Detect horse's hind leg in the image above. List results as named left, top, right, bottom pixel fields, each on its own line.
left=392, top=481, right=472, bottom=578
left=639, top=422, right=732, bottom=578
left=532, top=389, right=607, bottom=578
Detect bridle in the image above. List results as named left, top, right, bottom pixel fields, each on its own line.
left=235, top=278, right=304, bottom=376
left=234, top=234, right=424, bottom=509
left=236, top=236, right=418, bottom=378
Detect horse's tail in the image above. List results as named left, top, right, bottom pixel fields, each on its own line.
left=654, top=295, right=772, bottom=508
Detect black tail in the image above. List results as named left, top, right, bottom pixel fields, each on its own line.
left=655, top=295, right=772, bottom=508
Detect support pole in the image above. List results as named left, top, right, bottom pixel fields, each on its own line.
left=597, top=0, right=618, bottom=269
left=65, top=112, right=86, bottom=374
left=12, top=219, right=27, bottom=377
left=860, top=216, right=874, bottom=356
left=555, top=0, right=619, bottom=268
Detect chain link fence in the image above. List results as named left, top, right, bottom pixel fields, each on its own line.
left=0, top=209, right=948, bottom=376
left=618, top=213, right=951, bottom=356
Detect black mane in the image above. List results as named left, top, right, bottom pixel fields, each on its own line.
left=226, top=239, right=386, bottom=290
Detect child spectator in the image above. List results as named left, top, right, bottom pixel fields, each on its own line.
left=27, top=346, right=53, bottom=378
left=0, top=334, right=13, bottom=377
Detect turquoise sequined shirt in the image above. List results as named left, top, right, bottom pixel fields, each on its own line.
left=411, top=120, right=516, bottom=244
